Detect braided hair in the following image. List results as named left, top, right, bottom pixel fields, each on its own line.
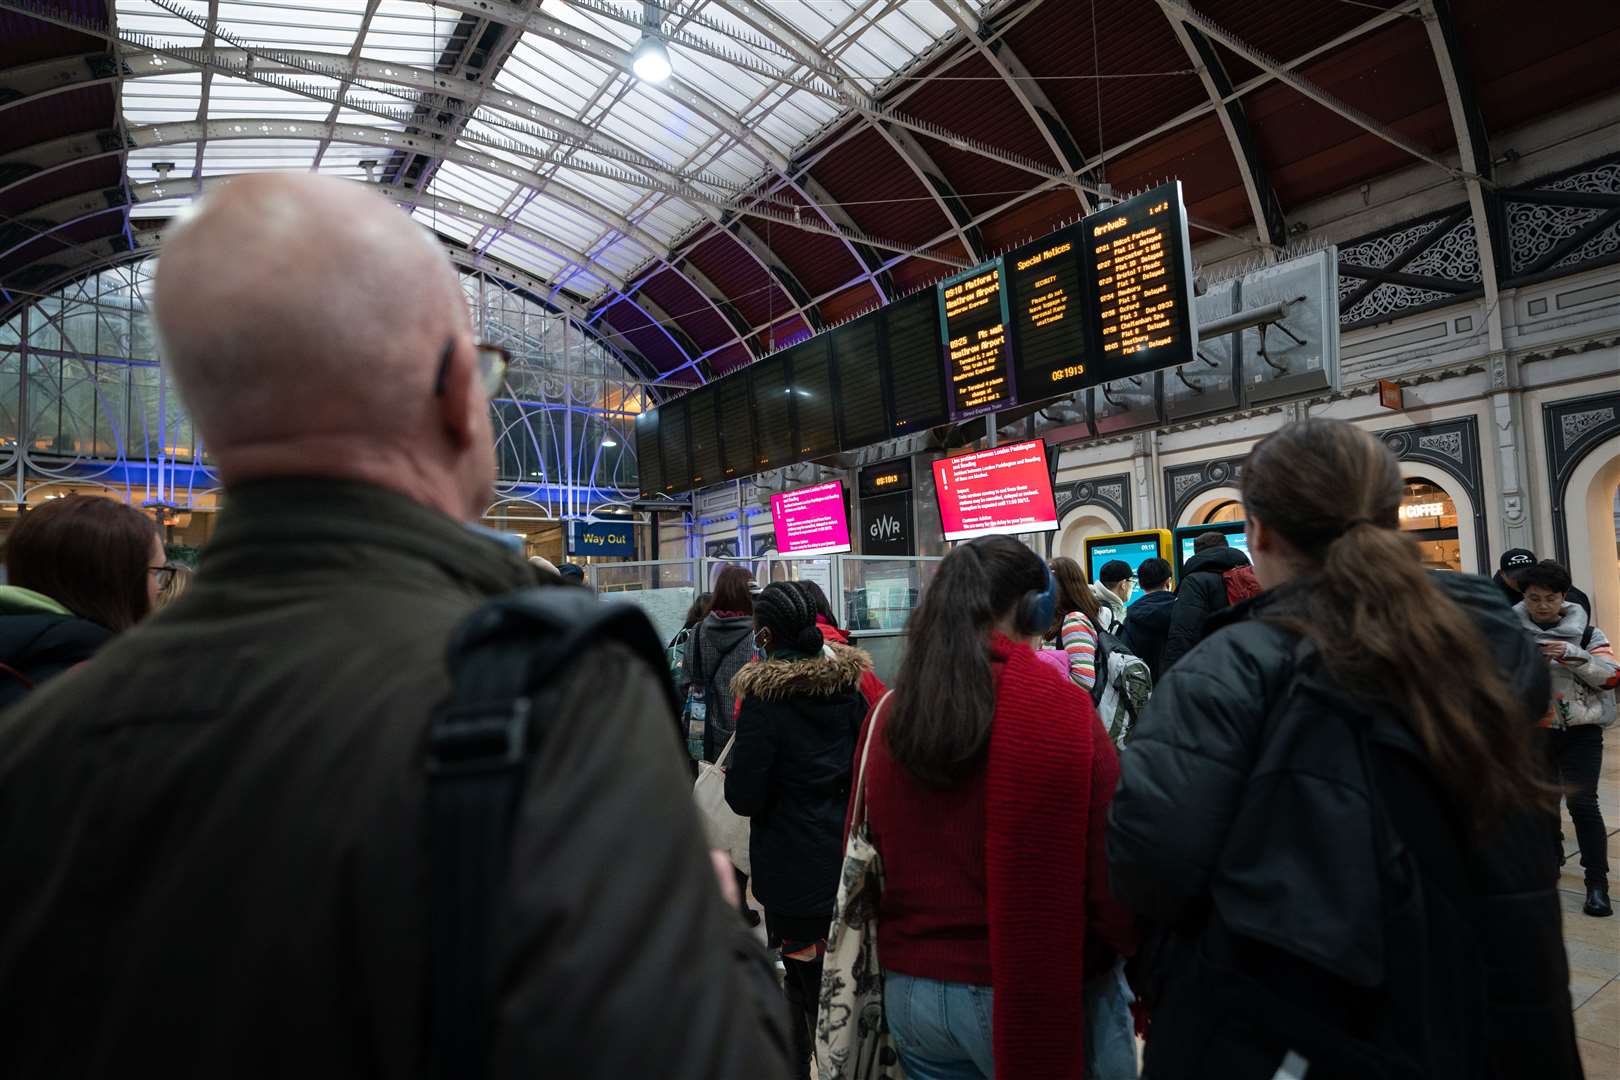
left=754, top=581, right=826, bottom=656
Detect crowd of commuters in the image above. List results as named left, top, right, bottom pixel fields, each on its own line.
left=0, top=172, right=1608, bottom=1080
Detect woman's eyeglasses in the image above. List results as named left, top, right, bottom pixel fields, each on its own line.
left=148, top=565, right=179, bottom=589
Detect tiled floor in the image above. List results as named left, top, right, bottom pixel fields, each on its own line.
left=1565, top=725, right=1620, bottom=1079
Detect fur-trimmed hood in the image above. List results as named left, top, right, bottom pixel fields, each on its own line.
left=730, top=642, right=871, bottom=701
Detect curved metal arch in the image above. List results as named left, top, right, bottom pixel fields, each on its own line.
left=1420, top=0, right=1502, bottom=351
left=931, top=0, right=1092, bottom=213
left=0, top=52, right=121, bottom=117
left=711, top=2, right=985, bottom=265
left=1157, top=3, right=1285, bottom=253
left=0, top=228, right=661, bottom=383
left=424, top=0, right=883, bottom=293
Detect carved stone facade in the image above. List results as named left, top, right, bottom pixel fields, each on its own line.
left=1544, top=391, right=1620, bottom=564
left=1375, top=416, right=1489, bottom=573
left=1337, top=207, right=1483, bottom=329
left=1056, top=473, right=1132, bottom=531
left=1163, top=456, right=1246, bottom=526
left=1497, top=154, right=1620, bottom=287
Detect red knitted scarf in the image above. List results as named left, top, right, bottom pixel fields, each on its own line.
left=985, top=632, right=1094, bottom=1079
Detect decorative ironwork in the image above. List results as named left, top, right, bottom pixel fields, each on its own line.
left=1163, top=456, right=1245, bottom=525
left=1336, top=207, right=1482, bottom=329
left=1498, top=154, right=1620, bottom=286
left=1375, top=416, right=1488, bottom=572
left=0, top=258, right=646, bottom=525
left=1055, top=473, right=1132, bottom=531
left=1544, top=391, right=1620, bottom=565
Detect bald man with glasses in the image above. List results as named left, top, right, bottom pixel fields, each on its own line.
left=0, top=174, right=788, bottom=1079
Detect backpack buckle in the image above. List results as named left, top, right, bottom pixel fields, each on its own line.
left=427, top=698, right=532, bottom=775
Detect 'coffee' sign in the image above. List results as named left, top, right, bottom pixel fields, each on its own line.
left=567, top=520, right=636, bottom=558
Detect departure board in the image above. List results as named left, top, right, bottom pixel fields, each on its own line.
left=635, top=410, right=662, bottom=499
left=829, top=316, right=887, bottom=451
left=687, top=386, right=721, bottom=489
left=883, top=289, right=949, bottom=436
left=938, top=259, right=1016, bottom=420
left=788, top=337, right=838, bottom=460
left=1007, top=223, right=1091, bottom=399
left=716, top=375, right=755, bottom=480
left=749, top=351, right=795, bottom=469
left=1081, top=181, right=1196, bottom=380
left=658, top=395, right=690, bottom=494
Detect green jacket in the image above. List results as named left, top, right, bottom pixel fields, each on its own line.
left=0, top=479, right=787, bottom=1078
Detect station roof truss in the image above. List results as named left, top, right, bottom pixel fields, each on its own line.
left=2, top=0, right=1617, bottom=391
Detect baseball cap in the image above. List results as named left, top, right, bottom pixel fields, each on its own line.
left=1099, top=559, right=1133, bottom=586
left=1499, top=549, right=1536, bottom=573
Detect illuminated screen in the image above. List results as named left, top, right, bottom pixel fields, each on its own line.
left=770, top=480, right=852, bottom=557
left=1175, top=523, right=1251, bottom=575
left=931, top=439, right=1058, bottom=542
left=687, top=387, right=721, bottom=489
left=884, top=289, right=949, bottom=436
left=659, top=396, right=689, bottom=494
left=1081, top=181, right=1196, bottom=382
left=938, top=259, right=1016, bottom=420
left=789, top=338, right=837, bottom=460
left=717, top=375, right=755, bottom=480
left=1007, top=224, right=1090, bottom=400
left=1087, top=537, right=1164, bottom=606
left=749, top=352, right=795, bottom=469
left=830, top=317, right=887, bottom=450
left=635, top=411, right=661, bottom=499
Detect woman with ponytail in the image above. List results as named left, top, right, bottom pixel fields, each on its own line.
left=1108, top=418, right=1578, bottom=1079
left=853, top=536, right=1135, bottom=1080
left=726, top=581, right=871, bottom=1080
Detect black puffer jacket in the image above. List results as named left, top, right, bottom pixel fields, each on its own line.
left=1161, top=546, right=1252, bottom=672
left=0, top=588, right=112, bottom=709
left=725, top=644, right=868, bottom=920
left=1108, top=573, right=1578, bottom=1080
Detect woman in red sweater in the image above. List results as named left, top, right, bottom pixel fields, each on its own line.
left=854, top=536, right=1135, bottom=1080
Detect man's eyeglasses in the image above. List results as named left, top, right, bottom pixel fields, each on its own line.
left=434, top=339, right=511, bottom=399
left=148, top=565, right=179, bottom=589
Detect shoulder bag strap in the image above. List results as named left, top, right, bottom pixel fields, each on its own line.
left=850, top=691, right=893, bottom=831
left=426, top=587, right=674, bottom=1080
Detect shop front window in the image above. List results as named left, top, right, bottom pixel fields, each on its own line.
left=1399, top=478, right=1461, bottom=571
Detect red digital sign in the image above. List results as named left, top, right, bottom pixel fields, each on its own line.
left=770, top=480, right=853, bottom=557
left=931, top=439, right=1059, bottom=542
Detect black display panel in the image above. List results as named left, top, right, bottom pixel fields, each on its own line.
left=1080, top=180, right=1196, bottom=382
left=748, top=351, right=795, bottom=470
left=658, top=395, right=690, bottom=494
left=938, top=258, right=1015, bottom=420
left=635, top=410, right=661, bottom=500
left=883, top=290, right=949, bottom=437
left=716, top=374, right=756, bottom=481
left=829, top=316, right=887, bottom=451
left=1007, top=223, right=1090, bottom=400
left=687, top=386, right=721, bottom=489
left=788, top=337, right=838, bottom=460
left=858, top=458, right=912, bottom=498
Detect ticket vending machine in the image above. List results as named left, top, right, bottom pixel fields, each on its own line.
left=1171, top=520, right=1250, bottom=580
left=1082, top=529, right=1174, bottom=606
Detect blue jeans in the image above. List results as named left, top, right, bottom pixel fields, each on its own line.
left=884, top=972, right=995, bottom=1080
left=1084, top=961, right=1138, bottom=1080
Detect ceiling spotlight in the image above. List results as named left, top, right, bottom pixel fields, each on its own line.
left=152, top=161, right=176, bottom=178
left=601, top=436, right=619, bottom=448
left=632, top=33, right=672, bottom=83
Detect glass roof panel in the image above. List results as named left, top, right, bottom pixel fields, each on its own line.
left=121, top=72, right=206, bottom=126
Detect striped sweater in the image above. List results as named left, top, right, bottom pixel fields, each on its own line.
left=1059, top=610, right=1100, bottom=693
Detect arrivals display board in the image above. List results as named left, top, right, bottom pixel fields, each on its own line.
left=1080, top=181, right=1196, bottom=380
left=938, top=259, right=1015, bottom=420
left=748, top=351, right=795, bottom=470
left=658, top=396, right=689, bottom=495
left=770, top=480, right=853, bottom=557
left=932, top=439, right=1058, bottom=541
left=687, top=387, right=721, bottom=489
left=1007, top=224, right=1090, bottom=400
left=789, top=337, right=838, bottom=460
left=716, top=375, right=755, bottom=481
left=829, top=316, right=887, bottom=451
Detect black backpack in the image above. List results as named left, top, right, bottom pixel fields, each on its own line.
left=424, top=587, right=678, bottom=1078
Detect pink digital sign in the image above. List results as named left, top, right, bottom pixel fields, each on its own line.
left=932, top=439, right=1059, bottom=542
left=770, top=480, right=853, bottom=557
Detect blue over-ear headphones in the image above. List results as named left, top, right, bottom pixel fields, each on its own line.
left=1019, top=560, right=1058, bottom=636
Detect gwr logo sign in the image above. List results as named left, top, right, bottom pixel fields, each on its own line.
left=860, top=492, right=913, bottom=556
left=869, top=514, right=903, bottom=542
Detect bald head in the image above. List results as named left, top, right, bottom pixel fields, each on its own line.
left=154, top=174, right=494, bottom=518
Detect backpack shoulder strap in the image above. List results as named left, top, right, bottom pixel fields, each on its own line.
left=1581, top=621, right=1595, bottom=651
left=427, top=586, right=673, bottom=1080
